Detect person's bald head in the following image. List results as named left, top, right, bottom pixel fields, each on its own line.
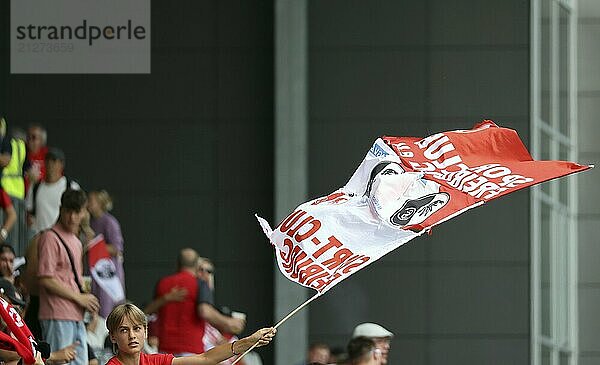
left=177, top=248, right=199, bottom=270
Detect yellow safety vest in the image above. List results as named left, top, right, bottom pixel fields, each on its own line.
left=1, top=138, right=26, bottom=199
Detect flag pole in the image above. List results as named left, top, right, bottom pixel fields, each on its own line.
left=231, top=292, right=321, bottom=364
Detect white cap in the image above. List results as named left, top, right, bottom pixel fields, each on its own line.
left=352, top=323, right=394, bottom=339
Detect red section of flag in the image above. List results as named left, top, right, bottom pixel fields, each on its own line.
left=0, top=297, right=37, bottom=364
left=87, top=234, right=125, bottom=302
left=87, top=234, right=110, bottom=267
left=382, top=121, right=591, bottom=231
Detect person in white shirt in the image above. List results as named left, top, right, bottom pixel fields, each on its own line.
left=25, top=148, right=79, bottom=234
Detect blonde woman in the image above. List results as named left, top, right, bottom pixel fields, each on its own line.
left=106, top=303, right=275, bottom=365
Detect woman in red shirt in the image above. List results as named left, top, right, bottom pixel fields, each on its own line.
left=105, top=303, right=275, bottom=365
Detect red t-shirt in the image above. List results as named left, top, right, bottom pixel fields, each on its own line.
left=25, top=146, right=48, bottom=193
left=106, top=353, right=174, bottom=365
left=27, top=146, right=48, bottom=179
left=156, top=271, right=206, bottom=354
left=0, top=189, right=12, bottom=209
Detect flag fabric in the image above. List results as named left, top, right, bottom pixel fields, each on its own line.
left=202, top=323, right=239, bottom=365
left=87, top=235, right=125, bottom=302
left=0, top=297, right=39, bottom=364
left=257, top=121, right=592, bottom=294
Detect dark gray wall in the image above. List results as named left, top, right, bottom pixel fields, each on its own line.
left=0, top=1, right=275, bottom=363
left=307, top=1, right=530, bottom=364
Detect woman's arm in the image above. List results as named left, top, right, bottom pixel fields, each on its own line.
left=1, top=204, right=16, bottom=239
left=172, top=328, right=276, bottom=365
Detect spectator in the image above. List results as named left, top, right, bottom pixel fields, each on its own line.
left=347, top=337, right=383, bottom=365
left=22, top=233, right=43, bottom=339
left=87, top=190, right=125, bottom=317
left=143, top=288, right=186, bottom=355
left=0, top=279, right=80, bottom=365
left=197, top=257, right=214, bottom=291
left=351, top=323, right=393, bottom=365
left=26, top=148, right=79, bottom=235
left=0, top=118, right=17, bottom=247
left=105, top=303, right=275, bottom=365
left=21, top=216, right=91, bottom=344
left=150, top=249, right=244, bottom=355
left=329, top=346, right=349, bottom=365
left=85, top=310, right=109, bottom=353
left=0, top=277, right=29, bottom=365
left=0, top=117, right=12, bottom=170
left=1, top=127, right=27, bottom=255
left=0, top=187, right=16, bottom=245
left=196, top=257, right=249, bottom=365
left=195, top=257, right=246, bottom=340
left=37, top=189, right=99, bottom=365
left=0, top=278, right=26, bottom=308
left=306, top=343, right=331, bottom=365
left=0, top=244, right=16, bottom=284
left=85, top=309, right=111, bottom=364
left=25, top=124, right=48, bottom=186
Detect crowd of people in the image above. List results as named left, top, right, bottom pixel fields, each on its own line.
left=0, top=118, right=135, bottom=365
left=0, top=119, right=277, bottom=365
left=0, top=118, right=392, bottom=365
left=301, top=322, right=393, bottom=365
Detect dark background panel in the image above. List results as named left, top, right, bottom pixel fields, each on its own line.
left=428, top=49, right=529, bottom=118
left=309, top=0, right=429, bottom=47
left=309, top=50, right=428, bottom=120
left=429, top=0, right=529, bottom=46
left=429, top=266, right=529, bottom=334
left=429, top=338, right=530, bottom=365
left=307, top=0, right=530, bottom=364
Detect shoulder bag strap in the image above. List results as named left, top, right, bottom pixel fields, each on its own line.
left=49, top=228, right=84, bottom=294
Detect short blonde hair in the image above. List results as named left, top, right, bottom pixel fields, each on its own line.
left=197, top=257, right=214, bottom=269
left=106, top=303, right=147, bottom=334
left=90, top=190, right=114, bottom=212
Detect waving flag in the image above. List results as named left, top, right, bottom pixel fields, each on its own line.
left=257, top=121, right=592, bottom=294
left=87, top=235, right=125, bottom=302
left=0, top=297, right=40, bottom=364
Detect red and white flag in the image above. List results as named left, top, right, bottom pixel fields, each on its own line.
left=87, top=235, right=125, bottom=302
left=0, top=297, right=39, bottom=364
left=257, top=121, right=593, bottom=294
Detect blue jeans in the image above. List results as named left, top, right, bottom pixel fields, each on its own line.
left=41, top=320, right=88, bottom=365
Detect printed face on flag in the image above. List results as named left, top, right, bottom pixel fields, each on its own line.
left=257, top=141, right=430, bottom=294
left=365, top=161, right=450, bottom=228
left=87, top=235, right=125, bottom=302
left=257, top=121, right=592, bottom=294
